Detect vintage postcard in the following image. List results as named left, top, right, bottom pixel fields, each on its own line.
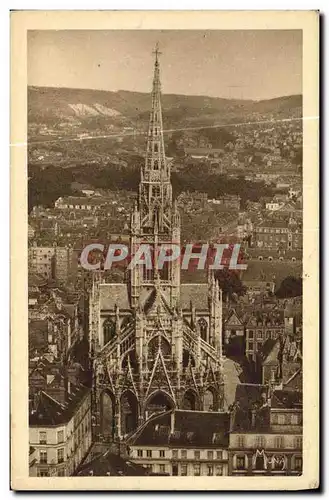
left=11, top=10, right=319, bottom=490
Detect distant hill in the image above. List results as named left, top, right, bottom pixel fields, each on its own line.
left=28, top=86, right=302, bottom=125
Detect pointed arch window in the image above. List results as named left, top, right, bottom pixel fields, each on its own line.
left=204, top=388, right=215, bottom=411
left=183, top=349, right=195, bottom=368
left=198, top=318, right=208, bottom=342
left=103, top=318, right=116, bottom=345
left=148, top=335, right=171, bottom=360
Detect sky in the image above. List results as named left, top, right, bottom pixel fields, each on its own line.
left=27, top=30, right=302, bottom=101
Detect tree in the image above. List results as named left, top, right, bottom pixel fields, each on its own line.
left=214, top=268, right=246, bottom=302
left=275, top=276, right=302, bottom=298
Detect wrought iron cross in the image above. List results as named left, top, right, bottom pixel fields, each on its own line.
left=153, top=42, right=162, bottom=62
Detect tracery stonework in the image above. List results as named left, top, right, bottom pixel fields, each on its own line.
left=89, top=46, right=224, bottom=440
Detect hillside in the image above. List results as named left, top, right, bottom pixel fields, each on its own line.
left=28, top=86, right=302, bottom=125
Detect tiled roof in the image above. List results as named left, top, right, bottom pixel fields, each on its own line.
left=129, top=410, right=230, bottom=449
left=180, top=284, right=209, bottom=310
left=99, top=283, right=130, bottom=310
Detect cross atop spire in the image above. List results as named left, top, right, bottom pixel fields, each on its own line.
left=153, top=42, right=162, bottom=64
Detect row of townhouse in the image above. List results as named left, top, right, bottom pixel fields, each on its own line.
left=125, top=385, right=302, bottom=477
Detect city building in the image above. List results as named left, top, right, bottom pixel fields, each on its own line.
left=223, top=309, right=245, bottom=356
left=53, top=246, right=79, bottom=285
left=89, top=47, right=224, bottom=442
left=29, top=447, right=38, bottom=476
left=228, top=384, right=302, bottom=476
left=128, top=409, right=230, bottom=476
left=245, top=309, right=285, bottom=363
left=29, top=382, right=92, bottom=477
left=28, top=246, right=55, bottom=280
left=28, top=245, right=79, bottom=284
left=253, top=217, right=302, bottom=251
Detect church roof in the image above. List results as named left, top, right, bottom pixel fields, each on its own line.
left=99, top=283, right=130, bottom=310
left=143, top=287, right=171, bottom=315
left=129, top=409, right=230, bottom=448
left=180, top=284, right=209, bottom=310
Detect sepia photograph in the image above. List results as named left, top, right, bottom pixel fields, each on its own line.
left=10, top=10, right=319, bottom=490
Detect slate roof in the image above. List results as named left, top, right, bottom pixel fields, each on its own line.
left=258, top=338, right=280, bottom=363
left=271, top=390, right=302, bottom=409
left=234, top=384, right=268, bottom=411
left=129, top=410, right=230, bottom=449
left=29, top=383, right=90, bottom=427
left=99, top=283, right=130, bottom=310
left=180, top=284, right=209, bottom=310
left=231, top=384, right=270, bottom=432
left=231, top=385, right=303, bottom=433
left=75, top=451, right=149, bottom=476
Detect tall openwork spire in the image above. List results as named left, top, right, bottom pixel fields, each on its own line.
left=138, top=44, right=172, bottom=233
left=143, top=43, right=168, bottom=179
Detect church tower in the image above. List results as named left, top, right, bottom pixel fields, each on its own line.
left=130, top=44, right=181, bottom=309
left=90, top=46, right=224, bottom=441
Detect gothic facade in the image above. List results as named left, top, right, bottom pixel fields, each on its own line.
left=89, top=47, right=224, bottom=440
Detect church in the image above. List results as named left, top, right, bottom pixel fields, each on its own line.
left=89, top=46, right=224, bottom=440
